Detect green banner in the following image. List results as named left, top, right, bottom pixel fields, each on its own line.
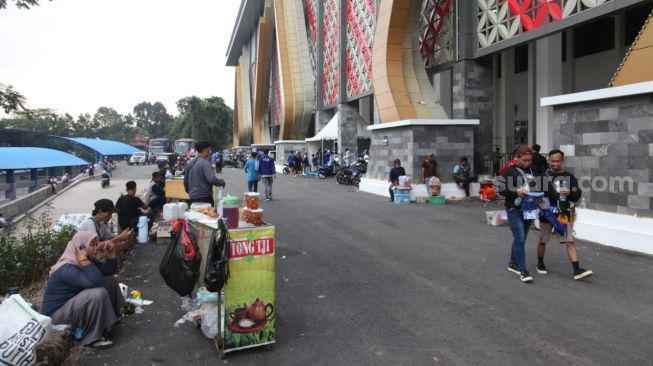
left=223, top=226, right=275, bottom=351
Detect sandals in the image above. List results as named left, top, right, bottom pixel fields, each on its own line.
left=88, top=338, right=113, bottom=349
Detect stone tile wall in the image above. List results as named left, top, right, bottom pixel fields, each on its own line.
left=275, top=142, right=307, bottom=163
left=553, top=93, right=653, bottom=218
left=452, top=59, right=494, bottom=174
left=368, top=125, right=475, bottom=183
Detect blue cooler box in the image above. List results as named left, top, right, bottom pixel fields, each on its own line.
left=394, top=189, right=411, bottom=204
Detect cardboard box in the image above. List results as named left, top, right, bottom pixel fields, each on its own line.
left=157, top=221, right=173, bottom=244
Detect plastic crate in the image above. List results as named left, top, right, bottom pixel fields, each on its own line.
left=429, top=195, right=446, bottom=205
left=394, top=190, right=411, bottom=204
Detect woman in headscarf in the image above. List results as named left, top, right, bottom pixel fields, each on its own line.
left=41, top=231, right=124, bottom=349
left=79, top=199, right=131, bottom=261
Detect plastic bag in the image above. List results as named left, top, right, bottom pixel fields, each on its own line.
left=200, top=301, right=218, bottom=338
left=204, top=219, right=230, bottom=292
left=159, top=220, right=201, bottom=297
left=0, top=295, right=53, bottom=366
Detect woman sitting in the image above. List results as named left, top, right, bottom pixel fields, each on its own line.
left=41, top=231, right=124, bottom=349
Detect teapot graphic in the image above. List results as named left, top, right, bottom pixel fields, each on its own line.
left=245, top=298, right=274, bottom=322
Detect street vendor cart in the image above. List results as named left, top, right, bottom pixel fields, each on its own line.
left=188, top=216, right=276, bottom=358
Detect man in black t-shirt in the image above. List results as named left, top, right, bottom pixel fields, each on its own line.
left=116, top=181, right=150, bottom=231
left=421, top=154, right=438, bottom=189
left=388, top=159, right=406, bottom=202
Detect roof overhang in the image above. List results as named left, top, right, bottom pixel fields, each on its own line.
left=226, top=0, right=265, bottom=66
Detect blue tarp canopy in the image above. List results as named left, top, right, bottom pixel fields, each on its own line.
left=60, top=137, right=139, bottom=156
left=0, top=147, right=88, bottom=170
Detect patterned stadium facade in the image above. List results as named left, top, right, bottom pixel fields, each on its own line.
left=227, top=0, right=652, bottom=168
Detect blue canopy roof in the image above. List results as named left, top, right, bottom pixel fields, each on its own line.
left=61, top=137, right=140, bottom=156
left=0, top=147, right=88, bottom=170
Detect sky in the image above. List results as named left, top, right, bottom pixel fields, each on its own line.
left=0, top=0, right=241, bottom=117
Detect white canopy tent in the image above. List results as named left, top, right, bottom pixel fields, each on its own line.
left=305, top=112, right=339, bottom=166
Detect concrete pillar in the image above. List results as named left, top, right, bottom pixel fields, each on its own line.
left=535, top=34, right=562, bottom=152
left=6, top=170, right=15, bottom=200
left=337, top=104, right=359, bottom=165
left=65, top=166, right=73, bottom=176
left=28, top=169, right=38, bottom=193
left=452, top=58, right=494, bottom=174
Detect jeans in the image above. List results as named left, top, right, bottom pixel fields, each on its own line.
left=424, top=176, right=432, bottom=191
left=248, top=180, right=258, bottom=192
left=507, top=208, right=533, bottom=273
left=262, top=177, right=274, bottom=198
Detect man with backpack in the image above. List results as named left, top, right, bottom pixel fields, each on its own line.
left=184, top=141, right=225, bottom=206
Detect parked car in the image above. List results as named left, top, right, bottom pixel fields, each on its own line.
left=155, top=153, right=169, bottom=164
left=129, top=151, right=147, bottom=165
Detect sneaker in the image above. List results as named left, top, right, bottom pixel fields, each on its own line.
left=520, top=271, right=533, bottom=283
left=573, top=268, right=593, bottom=280
left=507, top=262, right=520, bottom=275
left=536, top=263, right=548, bottom=274
left=265, top=197, right=271, bottom=201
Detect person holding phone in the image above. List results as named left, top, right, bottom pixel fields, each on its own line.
left=41, top=231, right=124, bottom=349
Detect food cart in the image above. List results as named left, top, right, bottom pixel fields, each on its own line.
left=187, top=212, right=275, bottom=357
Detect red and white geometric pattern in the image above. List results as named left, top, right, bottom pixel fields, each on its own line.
left=477, top=0, right=613, bottom=48
left=322, top=0, right=340, bottom=106
left=305, top=0, right=318, bottom=74
left=419, top=0, right=454, bottom=68
left=345, top=0, right=376, bottom=98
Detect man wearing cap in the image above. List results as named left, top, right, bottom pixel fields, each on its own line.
left=499, top=146, right=537, bottom=283
left=147, top=171, right=166, bottom=215
left=388, top=159, right=406, bottom=202
left=79, top=199, right=131, bottom=255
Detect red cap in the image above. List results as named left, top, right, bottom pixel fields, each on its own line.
left=515, top=146, right=533, bottom=157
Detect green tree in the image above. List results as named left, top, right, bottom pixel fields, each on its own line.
left=170, top=96, right=232, bottom=151
left=0, top=0, right=50, bottom=9
left=133, top=101, right=173, bottom=137
left=0, top=108, right=70, bottom=135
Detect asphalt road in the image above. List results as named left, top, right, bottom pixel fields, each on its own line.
left=67, top=165, right=653, bottom=366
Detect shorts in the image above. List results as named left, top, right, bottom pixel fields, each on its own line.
left=539, top=221, right=574, bottom=244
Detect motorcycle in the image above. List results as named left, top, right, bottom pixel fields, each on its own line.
left=282, top=163, right=291, bottom=174
left=336, top=159, right=367, bottom=186
left=318, top=162, right=340, bottom=179
left=101, top=171, right=110, bottom=188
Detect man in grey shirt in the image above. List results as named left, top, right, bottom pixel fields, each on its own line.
left=186, top=140, right=225, bottom=206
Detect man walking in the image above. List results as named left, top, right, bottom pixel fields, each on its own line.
left=245, top=152, right=259, bottom=192
left=499, top=146, right=536, bottom=283
left=186, top=141, right=226, bottom=206
left=258, top=149, right=276, bottom=201
left=536, top=149, right=593, bottom=280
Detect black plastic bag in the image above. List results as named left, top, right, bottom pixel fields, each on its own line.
left=204, top=218, right=230, bottom=292
left=159, top=220, right=201, bottom=297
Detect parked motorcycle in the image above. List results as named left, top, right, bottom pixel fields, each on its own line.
left=318, top=162, right=340, bottom=179
left=282, top=163, right=291, bottom=175
left=336, top=159, right=367, bottom=186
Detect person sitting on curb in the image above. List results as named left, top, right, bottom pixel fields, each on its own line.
left=388, top=159, right=406, bottom=202
left=452, top=157, right=475, bottom=200
left=79, top=199, right=131, bottom=258
left=147, top=171, right=166, bottom=216
left=41, top=231, right=125, bottom=349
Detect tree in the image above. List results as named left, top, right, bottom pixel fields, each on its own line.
left=133, top=101, right=173, bottom=137
left=0, top=0, right=52, bottom=113
left=170, top=96, right=232, bottom=150
left=0, top=84, right=26, bottom=113
left=0, top=0, right=50, bottom=9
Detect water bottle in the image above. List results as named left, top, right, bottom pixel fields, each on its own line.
left=559, top=180, right=567, bottom=202
left=74, top=325, right=84, bottom=341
